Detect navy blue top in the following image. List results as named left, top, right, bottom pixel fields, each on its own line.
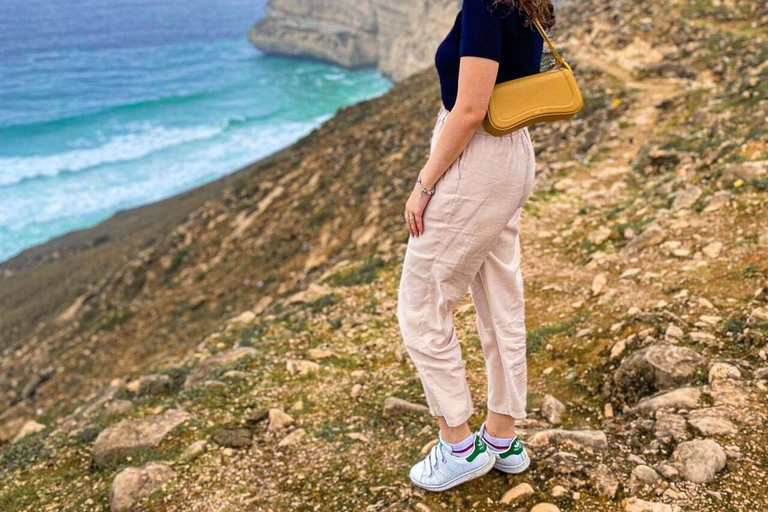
left=435, top=0, right=544, bottom=111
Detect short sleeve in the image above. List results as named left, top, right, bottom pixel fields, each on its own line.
left=459, top=0, right=503, bottom=62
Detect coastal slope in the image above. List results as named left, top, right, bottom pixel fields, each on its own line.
left=249, top=0, right=461, bottom=81
left=1, top=0, right=768, bottom=511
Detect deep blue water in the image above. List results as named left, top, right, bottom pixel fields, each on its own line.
left=0, top=0, right=391, bottom=262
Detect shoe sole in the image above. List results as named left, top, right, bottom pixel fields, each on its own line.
left=410, top=454, right=496, bottom=492
left=494, top=453, right=531, bottom=474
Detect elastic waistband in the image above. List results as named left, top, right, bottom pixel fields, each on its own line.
left=437, top=106, right=528, bottom=139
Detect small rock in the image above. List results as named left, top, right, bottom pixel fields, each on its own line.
left=500, top=482, right=535, bottom=504
left=592, top=273, right=608, bottom=295
left=110, top=462, right=176, bottom=512
left=622, top=226, right=666, bottom=253
left=623, top=497, right=681, bottom=512
left=125, top=374, right=173, bottom=397
left=307, top=348, right=333, bottom=360
left=664, top=324, right=684, bottom=341
left=527, top=429, right=607, bottom=449
left=229, top=310, right=256, bottom=325
left=588, top=226, right=612, bottom=244
left=351, top=383, right=363, bottom=399
left=278, top=428, right=306, bottom=447
left=180, top=440, right=207, bottom=462
left=749, top=307, right=768, bottom=323
left=701, top=241, right=723, bottom=258
left=708, top=362, right=741, bottom=383
left=212, top=428, right=253, bottom=448
left=11, top=420, right=46, bottom=443
left=657, top=463, right=679, bottom=480
left=632, top=465, right=660, bottom=484
left=286, top=359, right=320, bottom=376
left=672, top=186, right=702, bottom=210
left=346, top=432, right=369, bottom=442
left=590, top=463, right=619, bottom=498
left=92, top=409, right=191, bottom=467
left=101, top=400, right=135, bottom=419
left=672, top=439, right=727, bottom=483
left=633, top=387, right=701, bottom=415
left=382, top=397, right=428, bottom=417
left=184, top=347, right=257, bottom=388
left=551, top=485, right=569, bottom=498
left=530, top=504, right=560, bottom=512
left=267, top=409, right=293, bottom=432
left=653, top=412, right=690, bottom=445
left=541, top=394, right=566, bottom=425
left=419, top=439, right=439, bottom=456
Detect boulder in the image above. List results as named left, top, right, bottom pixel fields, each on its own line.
left=184, top=347, right=257, bottom=388
left=633, top=387, right=701, bottom=415
left=672, top=439, right=727, bottom=483
left=92, top=409, right=191, bottom=467
left=614, top=345, right=704, bottom=400
left=110, top=462, right=176, bottom=512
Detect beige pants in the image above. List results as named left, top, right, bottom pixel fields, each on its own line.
left=397, top=106, right=536, bottom=427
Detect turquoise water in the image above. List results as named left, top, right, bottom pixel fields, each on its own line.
left=0, top=0, right=391, bottom=262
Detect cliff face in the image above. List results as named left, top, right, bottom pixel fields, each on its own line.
left=249, top=0, right=461, bottom=81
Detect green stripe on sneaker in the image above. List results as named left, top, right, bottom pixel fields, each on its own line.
left=498, top=437, right=524, bottom=459
left=466, top=436, right=487, bottom=462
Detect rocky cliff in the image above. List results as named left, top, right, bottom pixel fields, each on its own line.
left=1, top=0, right=768, bottom=511
left=249, top=0, right=461, bottom=81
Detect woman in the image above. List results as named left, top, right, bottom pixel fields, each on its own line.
left=396, top=0, right=554, bottom=492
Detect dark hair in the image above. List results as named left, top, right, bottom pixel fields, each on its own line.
left=493, top=0, right=556, bottom=29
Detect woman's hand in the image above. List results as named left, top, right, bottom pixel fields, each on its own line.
left=404, top=183, right=432, bottom=237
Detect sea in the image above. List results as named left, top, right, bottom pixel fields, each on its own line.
left=0, top=0, right=391, bottom=262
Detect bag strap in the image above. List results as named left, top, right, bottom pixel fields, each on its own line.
left=531, top=18, right=571, bottom=71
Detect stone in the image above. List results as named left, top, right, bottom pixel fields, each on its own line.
left=592, top=273, right=608, bottom=295
left=622, top=226, right=665, bottom=253
left=229, top=310, right=256, bottom=325
left=590, top=463, right=619, bottom=498
left=672, top=439, right=727, bottom=483
left=11, top=420, right=46, bottom=443
left=286, top=359, right=320, bottom=376
left=701, top=241, right=723, bottom=258
left=687, top=408, right=738, bottom=436
left=689, top=331, right=716, bottom=344
left=500, top=482, right=535, bottom=504
left=720, top=161, right=768, bottom=188
left=665, top=324, right=684, bottom=341
left=307, top=348, right=333, bottom=360
left=212, top=428, right=253, bottom=448
left=526, top=429, right=607, bottom=449
left=184, top=347, right=257, bottom=388
left=278, top=428, right=306, bottom=447
left=657, top=463, right=679, bottom=480
left=551, top=485, right=569, bottom=498
left=541, top=394, right=566, bottom=425
left=588, top=226, right=612, bottom=244
left=614, top=345, right=704, bottom=398
left=633, top=387, right=701, bottom=415
left=531, top=504, right=560, bottom=512
left=419, top=439, right=439, bottom=456
left=653, top=412, right=690, bottom=445
left=631, top=465, right=660, bottom=484
left=623, top=497, right=681, bottom=512
left=703, top=190, right=730, bottom=212
left=382, top=397, right=429, bottom=417
left=708, top=362, right=741, bottom=383
left=672, top=186, right=702, bottom=210
left=749, top=307, right=768, bottom=323
left=110, top=462, right=176, bottom=512
left=267, top=409, right=294, bottom=432
left=181, top=440, right=207, bottom=462
left=98, top=400, right=133, bottom=420
left=92, top=409, right=191, bottom=467
left=125, top=374, right=173, bottom=397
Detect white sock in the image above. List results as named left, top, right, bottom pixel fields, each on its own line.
left=481, top=425, right=513, bottom=450
left=445, top=433, right=475, bottom=458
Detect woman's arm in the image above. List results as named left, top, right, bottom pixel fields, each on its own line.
left=404, top=56, right=499, bottom=237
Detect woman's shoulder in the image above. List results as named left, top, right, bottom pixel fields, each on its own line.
left=463, top=0, right=521, bottom=22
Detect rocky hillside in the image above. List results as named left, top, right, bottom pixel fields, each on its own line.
left=1, top=0, right=767, bottom=511
left=249, top=0, right=461, bottom=81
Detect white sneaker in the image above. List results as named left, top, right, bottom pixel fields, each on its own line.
left=479, top=423, right=531, bottom=474
left=409, top=434, right=495, bottom=492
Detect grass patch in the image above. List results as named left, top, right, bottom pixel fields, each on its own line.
left=324, top=257, right=386, bottom=288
